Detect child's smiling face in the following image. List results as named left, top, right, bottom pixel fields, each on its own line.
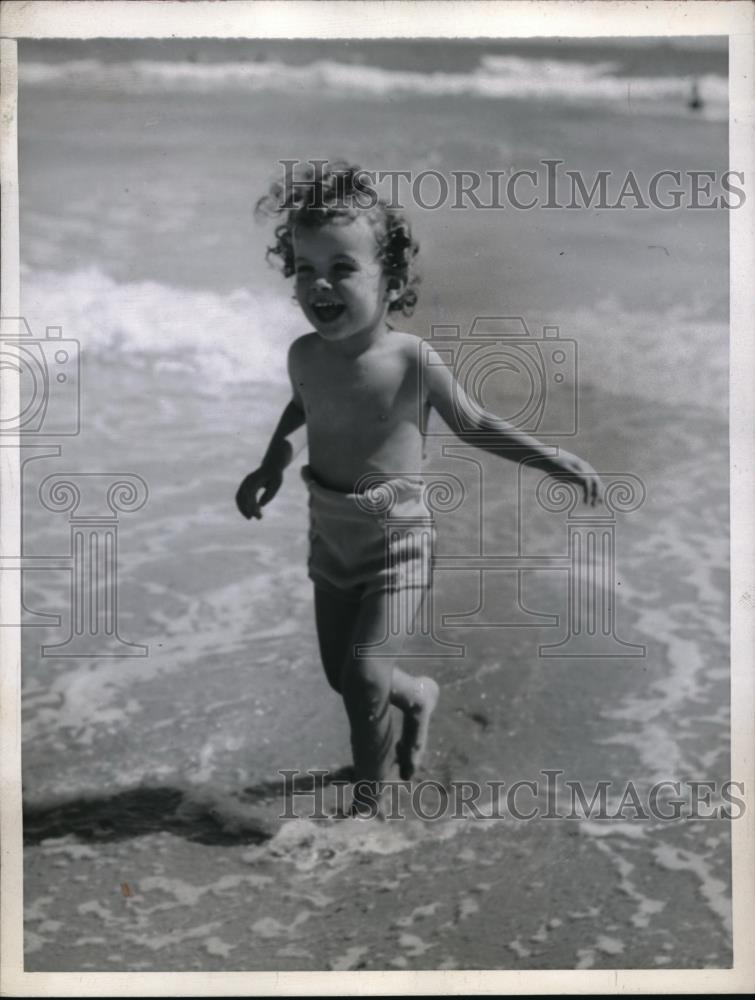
left=293, top=216, right=393, bottom=344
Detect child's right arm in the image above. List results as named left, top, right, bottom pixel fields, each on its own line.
left=235, top=397, right=306, bottom=520
left=236, top=340, right=309, bottom=521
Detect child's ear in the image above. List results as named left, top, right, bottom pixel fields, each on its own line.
left=385, top=276, right=405, bottom=303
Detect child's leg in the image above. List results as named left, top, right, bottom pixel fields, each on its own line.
left=341, top=590, right=399, bottom=785
left=382, top=585, right=439, bottom=780
left=313, top=586, right=439, bottom=785
left=392, top=673, right=439, bottom=782
left=313, top=586, right=362, bottom=695
left=314, top=586, right=434, bottom=712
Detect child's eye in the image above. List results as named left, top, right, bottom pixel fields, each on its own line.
left=295, top=264, right=313, bottom=276
left=332, top=263, right=357, bottom=277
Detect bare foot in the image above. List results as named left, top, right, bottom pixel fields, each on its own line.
left=395, top=677, right=439, bottom=781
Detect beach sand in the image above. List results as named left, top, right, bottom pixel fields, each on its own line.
left=16, top=38, right=731, bottom=971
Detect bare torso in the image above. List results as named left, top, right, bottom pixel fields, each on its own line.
left=289, top=329, right=429, bottom=492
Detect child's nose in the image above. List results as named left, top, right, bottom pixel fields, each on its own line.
left=313, top=277, right=333, bottom=290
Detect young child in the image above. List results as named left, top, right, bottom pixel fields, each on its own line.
left=236, top=162, right=602, bottom=815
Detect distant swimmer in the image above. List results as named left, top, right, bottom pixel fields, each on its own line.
left=688, top=79, right=704, bottom=111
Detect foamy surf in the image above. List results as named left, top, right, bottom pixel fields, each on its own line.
left=20, top=267, right=728, bottom=413
left=19, top=55, right=728, bottom=120
left=241, top=809, right=485, bottom=876
left=20, top=265, right=302, bottom=387
left=579, top=817, right=731, bottom=939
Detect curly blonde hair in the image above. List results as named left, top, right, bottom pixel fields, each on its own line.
left=255, top=160, right=420, bottom=316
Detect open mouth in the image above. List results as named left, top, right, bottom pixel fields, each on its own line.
left=310, top=301, right=346, bottom=324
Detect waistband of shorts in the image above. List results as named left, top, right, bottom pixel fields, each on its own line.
left=301, top=464, right=427, bottom=515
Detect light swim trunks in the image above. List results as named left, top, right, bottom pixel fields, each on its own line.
left=301, top=465, right=435, bottom=600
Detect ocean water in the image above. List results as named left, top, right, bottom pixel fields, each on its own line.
left=15, top=38, right=732, bottom=971
left=17, top=36, right=729, bottom=390
left=19, top=49, right=727, bottom=118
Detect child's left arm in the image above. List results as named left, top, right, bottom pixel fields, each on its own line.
left=421, top=341, right=603, bottom=506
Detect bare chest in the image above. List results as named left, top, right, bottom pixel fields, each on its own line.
left=298, top=355, right=417, bottom=429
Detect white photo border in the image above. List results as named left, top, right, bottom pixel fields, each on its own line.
left=1, top=1, right=753, bottom=995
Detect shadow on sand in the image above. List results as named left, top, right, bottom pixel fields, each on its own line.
left=23, top=767, right=355, bottom=847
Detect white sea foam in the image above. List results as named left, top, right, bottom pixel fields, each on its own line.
left=652, top=841, right=732, bottom=932
left=582, top=829, right=668, bottom=932
left=240, top=811, right=490, bottom=874
left=330, top=945, right=369, bottom=970
left=19, top=56, right=728, bottom=119
left=20, top=267, right=728, bottom=414
left=204, top=937, right=235, bottom=958
left=20, top=265, right=302, bottom=388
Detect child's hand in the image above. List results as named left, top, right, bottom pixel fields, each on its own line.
left=552, top=451, right=603, bottom=507
left=235, top=465, right=283, bottom=520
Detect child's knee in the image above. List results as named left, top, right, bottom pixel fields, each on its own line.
left=342, top=656, right=391, bottom=706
